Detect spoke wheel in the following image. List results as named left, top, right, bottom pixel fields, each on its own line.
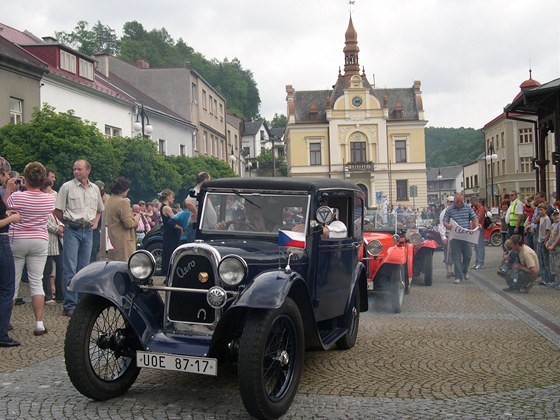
left=146, top=243, right=163, bottom=275
left=490, top=231, right=502, bottom=247
left=239, top=298, right=304, bottom=419
left=65, top=295, right=140, bottom=401
left=391, top=266, right=405, bottom=313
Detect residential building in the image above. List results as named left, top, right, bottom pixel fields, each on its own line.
left=426, top=166, right=463, bottom=206
left=0, top=22, right=196, bottom=156
left=284, top=16, right=428, bottom=208
left=226, top=113, right=243, bottom=175
left=242, top=119, right=285, bottom=177
left=463, top=153, right=486, bottom=202
left=0, top=35, right=48, bottom=126
left=504, top=73, right=559, bottom=202
left=97, top=54, right=225, bottom=159
left=482, top=74, right=545, bottom=204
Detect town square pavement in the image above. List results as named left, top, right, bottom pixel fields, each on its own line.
left=1, top=245, right=560, bottom=419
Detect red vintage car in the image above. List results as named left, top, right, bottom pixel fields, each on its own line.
left=484, top=221, right=502, bottom=247
left=362, top=211, right=437, bottom=313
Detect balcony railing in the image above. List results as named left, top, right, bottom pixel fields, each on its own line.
left=345, top=162, right=375, bottom=172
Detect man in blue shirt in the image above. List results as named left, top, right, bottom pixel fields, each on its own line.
left=443, top=193, right=479, bottom=284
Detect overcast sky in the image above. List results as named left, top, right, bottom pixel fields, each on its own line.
left=4, top=0, right=560, bottom=128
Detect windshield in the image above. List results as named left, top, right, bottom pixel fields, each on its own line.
left=200, top=192, right=309, bottom=235
left=364, top=210, right=427, bottom=233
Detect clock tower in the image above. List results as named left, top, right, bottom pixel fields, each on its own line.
left=285, top=14, right=428, bottom=210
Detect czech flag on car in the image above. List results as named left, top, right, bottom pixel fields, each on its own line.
left=278, top=230, right=306, bottom=249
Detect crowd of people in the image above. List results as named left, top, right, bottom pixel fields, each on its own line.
left=0, top=155, right=209, bottom=348
left=438, top=189, right=560, bottom=293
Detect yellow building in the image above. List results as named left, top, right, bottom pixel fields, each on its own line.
left=285, top=16, right=428, bottom=209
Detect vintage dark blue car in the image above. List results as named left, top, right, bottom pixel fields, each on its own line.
left=64, top=177, right=368, bottom=419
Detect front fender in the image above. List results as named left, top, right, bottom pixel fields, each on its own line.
left=417, top=239, right=438, bottom=250
left=68, top=261, right=164, bottom=347
left=384, top=244, right=408, bottom=265
left=233, top=269, right=305, bottom=310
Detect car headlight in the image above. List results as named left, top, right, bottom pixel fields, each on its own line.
left=366, top=240, right=383, bottom=256
left=128, top=250, right=156, bottom=281
left=218, top=255, right=247, bottom=286
left=408, top=232, right=423, bottom=246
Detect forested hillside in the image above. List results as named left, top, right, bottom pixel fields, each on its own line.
left=425, top=127, right=484, bottom=168
left=56, top=21, right=260, bottom=119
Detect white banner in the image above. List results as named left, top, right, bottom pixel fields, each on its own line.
left=448, top=219, right=480, bottom=245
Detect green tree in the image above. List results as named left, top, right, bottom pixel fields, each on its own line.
left=0, top=105, right=120, bottom=188
left=55, top=20, right=119, bottom=55
left=58, top=20, right=262, bottom=120
left=165, top=155, right=236, bottom=202
left=425, top=127, right=484, bottom=168
left=255, top=149, right=287, bottom=177
left=269, top=113, right=288, bottom=128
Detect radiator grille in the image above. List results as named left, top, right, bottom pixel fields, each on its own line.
left=168, top=254, right=216, bottom=324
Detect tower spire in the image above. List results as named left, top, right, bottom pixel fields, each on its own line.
left=343, top=15, right=360, bottom=76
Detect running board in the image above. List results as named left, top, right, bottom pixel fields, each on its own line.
left=319, top=328, right=346, bottom=348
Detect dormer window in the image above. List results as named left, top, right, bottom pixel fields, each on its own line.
left=79, top=59, right=94, bottom=81
left=60, top=50, right=76, bottom=74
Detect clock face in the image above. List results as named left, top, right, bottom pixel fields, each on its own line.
left=352, top=96, right=362, bottom=107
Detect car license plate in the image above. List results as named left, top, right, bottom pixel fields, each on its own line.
left=136, top=351, right=217, bottom=376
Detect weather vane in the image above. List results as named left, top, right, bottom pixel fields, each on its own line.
left=349, top=0, right=355, bottom=14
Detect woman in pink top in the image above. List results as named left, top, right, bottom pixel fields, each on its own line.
left=7, top=162, right=55, bottom=336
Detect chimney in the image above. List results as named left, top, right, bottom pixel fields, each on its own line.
left=93, top=53, right=110, bottom=78
left=135, top=58, right=150, bottom=69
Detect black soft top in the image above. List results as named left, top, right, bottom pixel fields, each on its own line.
left=203, top=177, right=362, bottom=195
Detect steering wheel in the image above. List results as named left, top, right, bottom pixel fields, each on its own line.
left=224, top=219, right=258, bottom=231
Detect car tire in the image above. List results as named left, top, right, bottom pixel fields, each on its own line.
left=336, top=287, right=360, bottom=350
left=238, top=298, right=304, bottom=420
left=490, top=231, right=502, bottom=247
left=65, top=295, right=140, bottom=401
left=145, top=243, right=163, bottom=276
left=423, top=252, right=433, bottom=286
left=391, top=266, right=405, bottom=314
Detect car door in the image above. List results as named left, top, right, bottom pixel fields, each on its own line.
left=313, top=193, right=360, bottom=321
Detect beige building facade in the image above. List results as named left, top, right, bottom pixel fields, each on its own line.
left=482, top=74, right=556, bottom=205
left=285, top=17, right=428, bottom=209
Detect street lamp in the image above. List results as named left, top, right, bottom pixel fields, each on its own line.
left=133, top=105, right=153, bottom=138
left=485, top=142, right=498, bottom=207
left=437, top=169, right=443, bottom=205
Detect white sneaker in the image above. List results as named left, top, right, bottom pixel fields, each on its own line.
left=464, top=273, right=470, bottom=280
left=454, top=278, right=462, bottom=284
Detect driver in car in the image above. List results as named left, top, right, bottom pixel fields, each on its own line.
left=215, top=203, right=279, bottom=232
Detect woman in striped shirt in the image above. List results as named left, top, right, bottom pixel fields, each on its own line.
left=7, top=162, right=55, bottom=336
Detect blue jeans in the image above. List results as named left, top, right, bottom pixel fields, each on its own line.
left=90, top=227, right=101, bottom=263
left=0, top=235, right=15, bottom=340
left=451, top=239, right=472, bottom=280
left=62, top=227, right=92, bottom=311
left=536, top=241, right=552, bottom=284
left=474, top=228, right=485, bottom=265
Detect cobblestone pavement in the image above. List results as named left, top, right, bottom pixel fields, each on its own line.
left=1, top=245, right=560, bottom=418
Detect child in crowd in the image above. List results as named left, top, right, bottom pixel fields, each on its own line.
left=498, top=239, right=520, bottom=284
